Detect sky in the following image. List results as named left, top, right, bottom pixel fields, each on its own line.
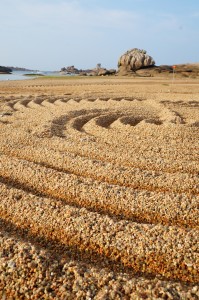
left=1, top=0, right=199, bottom=71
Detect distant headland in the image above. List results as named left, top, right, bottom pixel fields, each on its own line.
left=7, top=67, right=33, bottom=72
left=0, top=66, right=12, bottom=74
left=0, top=66, right=35, bottom=74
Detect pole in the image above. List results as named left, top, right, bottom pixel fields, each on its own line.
left=172, top=65, right=176, bottom=84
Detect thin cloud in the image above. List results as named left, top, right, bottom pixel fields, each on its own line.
left=0, top=0, right=181, bottom=33
left=18, top=1, right=141, bottom=30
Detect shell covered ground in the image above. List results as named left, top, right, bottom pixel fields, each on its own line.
left=0, top=76, right=198, bottom=299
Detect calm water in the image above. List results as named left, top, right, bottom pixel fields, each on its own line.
left=0, top=70, right=59, bottom=81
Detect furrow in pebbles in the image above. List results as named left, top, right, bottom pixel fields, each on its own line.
left=1, top=144, right=199, bottom=195
left=0, top=226, right=198, bottom=299
left=0, top=154, right=198, bottom=228
left=0, top=182, right=198, bottom=283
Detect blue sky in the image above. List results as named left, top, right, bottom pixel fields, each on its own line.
left=1, top=0, right=199, bottom=70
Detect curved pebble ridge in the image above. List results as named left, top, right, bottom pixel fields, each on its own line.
left=0, top=77, right=199, bottom=299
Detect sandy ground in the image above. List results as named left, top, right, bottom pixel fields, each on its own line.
left=0, top=76, right=198, bottom=299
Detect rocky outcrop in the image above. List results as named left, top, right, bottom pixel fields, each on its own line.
left=136, top=64, right=199, bottom=78
left=0, top=66, right=12, bottom=74
left=60, top=66, right=79, bottom=74
left=60, top=66, right=116, bottom=76
left=96, top=68, right=116, bottom=76
left=118, top=48, right=155, bottom=75
left=169, top=64, right=199, bottom=78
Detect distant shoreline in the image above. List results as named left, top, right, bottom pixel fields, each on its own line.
left=0, top=72, right=12, bottom=74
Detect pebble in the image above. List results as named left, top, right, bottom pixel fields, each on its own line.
left=0, top=77, right=198, bottom=298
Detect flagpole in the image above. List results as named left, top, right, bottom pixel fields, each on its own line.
left=172, top=65, right=176, bottom=84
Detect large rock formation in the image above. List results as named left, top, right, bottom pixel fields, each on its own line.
left=0, top=66, right=12, bottom=74
left=118, top=48, right=155, bottom=75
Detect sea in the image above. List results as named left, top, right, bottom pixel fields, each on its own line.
left=0, top=70, right=60, bottom=81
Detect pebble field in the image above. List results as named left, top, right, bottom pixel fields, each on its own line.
left=0, top=76, right=198, bottom=299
